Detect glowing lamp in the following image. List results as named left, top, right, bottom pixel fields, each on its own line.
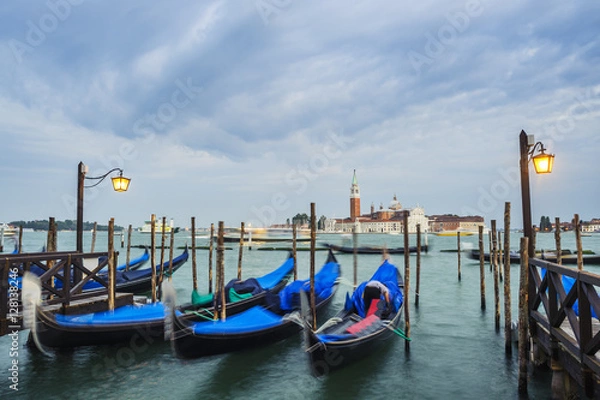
left=111, top=173, right=131, bottom=192
left=532, top=151, right=554, bottom=174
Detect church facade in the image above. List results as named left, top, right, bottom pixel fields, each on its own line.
left=325, top=170, right=430, bottom=234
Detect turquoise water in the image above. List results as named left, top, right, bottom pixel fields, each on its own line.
left=3, top=230, right=599, bottom=399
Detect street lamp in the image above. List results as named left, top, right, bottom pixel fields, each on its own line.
left=76, top=161, right=130, bottom=254
left=519, top=130, right=555, bottom=257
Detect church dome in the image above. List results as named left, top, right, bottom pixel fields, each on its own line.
left=389, top=194, right=402, bottom=210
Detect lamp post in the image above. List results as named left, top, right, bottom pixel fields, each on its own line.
left=76, top=161, right=131, bottom=254
left=519, top=130, right=555, bottom=257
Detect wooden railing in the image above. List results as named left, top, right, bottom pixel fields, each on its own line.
left=0, top=251, right=113, bottom=335
left=528, top=257, right=600, bottom=395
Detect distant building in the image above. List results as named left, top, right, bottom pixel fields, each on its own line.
left=582, top=218, right=600, bottom=233
left=325, top=171, right=429, bottom=233
left=428, top=214, right=485, bottom=233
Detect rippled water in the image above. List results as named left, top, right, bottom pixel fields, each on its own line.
left=3, top=230, right=598, bottom=399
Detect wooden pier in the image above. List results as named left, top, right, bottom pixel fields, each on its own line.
left=1, top=250, right=134, bottom=336
left=526, top=256, right=600, bottom=398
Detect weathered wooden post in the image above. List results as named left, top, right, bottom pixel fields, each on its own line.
left=18, top=226, right=23, bottom=254
left=518, top=237, right=529, bottom=395
left=159, top=216, right=167, bottom=289
left=108, top=218, right=115, bottom=311
left=353, top=226, right=358, bottom=289
left=292, top=224, right=297, bottom=281
left=120, top=231, right=125, bottom=248
left=168, top=229, right=175, bottom=281
left=415, top=224, right=421, bottom=307
left=403, top=210, right=411, bottom=350
left=554, top=217, right=562, bottom=265
left=91, top=222, right=97, bottom=253
left=489, top=233, right=493, bottom=272
left=150, top=214, right=157, bottom=302
left=498, top=234, right=503, bottom=282
left=492, top=220, right=500, bottom=331
left=0, top=225, right=4, bottom=252
left=310, top=203, right=317, bottom=330
left=46, top=218, right=56, bottom=295
left=574, top=214, right=583, bottom=270
left=479, top=224, right=485, bottom=310
left=503, top=202, right=512, bottom=354
left=191, top=217, right=198, bottom=292
left=237, top=222, right=245, bottom=280
left=498, top=234, right=502, bottom=273
left=217, top=221, right=226, bottom=321
left=208, top=223, right=214, bottom=294
left=457, top=231, right=461, bottom=281
left=125, top=225, right=132, bottom=271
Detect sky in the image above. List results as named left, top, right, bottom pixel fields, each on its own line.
left=0, top=0, right=599, bottom=230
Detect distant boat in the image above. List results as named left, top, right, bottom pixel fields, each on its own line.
left=434, top=231, right=475, bottom=237
left=323, top=243, right=429, bottom=255
left=0, top=222, right=18, bottom=237
left=138, top=219, right=180, bottom=234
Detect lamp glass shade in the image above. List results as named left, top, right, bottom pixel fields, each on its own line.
left=532, top=153, right=554, bottom=174
left=111, top=175, right=131, bottom=192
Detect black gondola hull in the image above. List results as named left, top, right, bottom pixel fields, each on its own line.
left=305, top=310, right=402, bottom=377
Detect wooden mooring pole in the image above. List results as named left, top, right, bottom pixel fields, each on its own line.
left=415, top=224, right=421, bottom=307
left=18, top=226, right=23, bottom=254
left=518, top=237, right=529, bottom=395
left=208, top=223, right=214, bottom=294
left=574, top=214, right=583, bottom=270
left=108, top=218, right=115, bottom=311
left=126, top=225, right=132, bottom=271
left=168, top=229, right=175, bottom=281
left=403, top=210, right=411, bottom=350
left=237, top=222, right=244, bottom=280
left=91, top=222, right=97, bottom=253
left=457, top=232, right=461, bottom=281
left=159, top=216, right=167, bottom=290
left=150, top=214, right=157, bottom=302
left=554, top=217, right=562, bottom=265
left=217, top=221, right=226, bottom=321
left=191, top=217, right=198, bottom=292
left=491, top=220, right=500, bottom=331
left=310, top=203, right=317, bottom=330
left=353, top=226, right=358, bottom=289
left=503, top=202, right=512, bottom=354
left=479, top=225, right=485, bottom=310
left=292, top=224, right=297, bottom=281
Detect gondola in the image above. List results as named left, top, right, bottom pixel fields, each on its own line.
left=176, top=251, right=296, bottom=317
left=52, top=247, right=188, bottom=294
left=467, top=249, right=521, bottom=263
left=170, top=250, right=341, bottom=359
left=25, top=251, right=295, bottom=349
left=304, top=257, right=404, bottom=377
left=324, top=243, right=428, bottom=254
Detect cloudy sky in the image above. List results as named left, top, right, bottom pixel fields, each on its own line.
left=1, top=0, right=598, bottom=230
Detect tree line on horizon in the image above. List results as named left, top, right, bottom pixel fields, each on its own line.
left=9, top=220, right=125, bottom=232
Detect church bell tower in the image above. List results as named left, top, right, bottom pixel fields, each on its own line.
left=350, top=169, right=361, bottom=221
